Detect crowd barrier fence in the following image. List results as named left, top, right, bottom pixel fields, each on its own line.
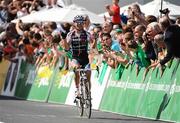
left=1, top=58, right=180, bottom=122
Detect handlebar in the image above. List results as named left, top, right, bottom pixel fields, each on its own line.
left=74, top=66, right=100, bottom=77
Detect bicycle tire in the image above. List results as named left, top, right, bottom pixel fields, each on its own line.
left=84, top=81, right=92, bottom=119
left=75, top=96, right=84, bottom=117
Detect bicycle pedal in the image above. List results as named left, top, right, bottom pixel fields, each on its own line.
left=74, top=97, right=80, bottom=103
left=74, top=98, right=78, bottom=103
left=75, top=96, right=81, bottom=99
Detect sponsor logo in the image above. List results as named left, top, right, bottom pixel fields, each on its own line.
left=108, top=77, right=180, bottom=93
left=38, top=78, right=49, bottom=87
left=58, top=72, right=73, bottom=88
left=26, top=70, right=36, bottom=85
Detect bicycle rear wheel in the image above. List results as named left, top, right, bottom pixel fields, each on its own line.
left=84, top=81, right=92, bottom=119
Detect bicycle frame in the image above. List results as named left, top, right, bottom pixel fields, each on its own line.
left=74, top=68, right=92, bottom=118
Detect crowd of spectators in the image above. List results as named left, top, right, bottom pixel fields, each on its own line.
left=0, top=0, right=180, bottom=79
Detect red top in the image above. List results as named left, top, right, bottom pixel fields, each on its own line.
left=111, top=4, right=121, bottom=24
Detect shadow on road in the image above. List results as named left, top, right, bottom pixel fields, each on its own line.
left=91, top=116, right=166, bottom=122
left=0, top=95, right=24, bottom=101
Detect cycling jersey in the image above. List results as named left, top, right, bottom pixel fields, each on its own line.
left=66, top=30, right=91, bottom=68
left=67, top=30, right=90, bottom=57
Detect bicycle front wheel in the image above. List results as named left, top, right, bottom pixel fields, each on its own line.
left=75, top=97, right=84, bottom=117
left=84, top=81, right=92, bottom=119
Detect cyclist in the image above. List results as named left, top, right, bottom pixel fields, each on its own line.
left=64, top=15, right=92, bottom=98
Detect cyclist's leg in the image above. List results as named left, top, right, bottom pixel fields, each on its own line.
left=70, top=59, right=80, bottom=96
left=85, top=64, right=91, bottom=91
left=77, top=56, right=90, bottom=93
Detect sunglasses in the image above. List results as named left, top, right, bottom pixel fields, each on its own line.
left=75, top=21, right=84, bottom=25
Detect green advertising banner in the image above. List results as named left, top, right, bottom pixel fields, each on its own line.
left=137, top=68, right=170, bottom=119
left=48, top=70, right=73, bottom=104
left=137, top=59, right=179, bottom=121
left=100, top=59, right=180, bottom=123
left=160, top=59, right=180, bottom=122
left=15, top=61, right=34, bottom=99
left=100, top=65, right=146, bottom=116
left=99, top=65, right=130, bottom=114
left=122, top=67, right=145, bottom=116
left=27, top=66, right=53, bottom=101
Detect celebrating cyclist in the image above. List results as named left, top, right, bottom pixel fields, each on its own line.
left=64, top=15, right=92, bottom=98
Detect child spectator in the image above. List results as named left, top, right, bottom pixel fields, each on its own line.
left=105, top=0, right=121, bottom=26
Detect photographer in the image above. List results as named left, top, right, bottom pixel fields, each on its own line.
left=159, top=8, right=170, bottom=16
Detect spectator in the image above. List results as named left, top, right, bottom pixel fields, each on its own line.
left=158, top=16, right=180, bottom=65
left=176, top=17, right=180, bottom=27
left=145, top=15, right=157, bottom=24
left=127, top=3, right=146, bottom=26
left=154, top=34, right=166, bottom=60
left=0, top=4, right=9, bottom=32
left=105, top=0, right=121, bottom=26
left=122, top=32, right=134, bottom=58
left=146, top=22, right=162, bottom=41
left=102, top=33, right=121, bottom=68
left=102, top=21, right=113, bottom=34
left=103, top=33, right=121, bottom=52
left=83, top=15, right=91, bottom=32
left=99, top=21, right=113, bottom=50
left=16, top=6, right=28, bottom=18
left=123, top=32, right=134, bottom=43
left=50, top=34, right=61, bottom=68
left=133, top=25, right=146, bottom=48
left=127, top=40, right=150, bottom=68
left=122, top=25, right=133, bottom=33
left=115, top=28, right=123, bottom=44
left=110, top=24, right=120, bottom=40
left=47, top=0, right=57, bottom=8
left=60, top=22, right=71, bottom=39
left=109, top=29, right=129, bottom=67
left=126, top=18, right=137, bottom=31
left=145, top=22, right=162, bottom=61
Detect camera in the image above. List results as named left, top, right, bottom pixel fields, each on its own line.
left=159, top=8, right=169, bottom=14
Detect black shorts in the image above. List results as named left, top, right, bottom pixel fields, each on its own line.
left=73, top=54, right=89, bottom=68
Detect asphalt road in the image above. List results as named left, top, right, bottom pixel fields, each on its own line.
left=0, top=96, right=170, bottom=123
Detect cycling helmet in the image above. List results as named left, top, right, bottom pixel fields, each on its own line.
left=73, top=15, right=85, bottom=24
